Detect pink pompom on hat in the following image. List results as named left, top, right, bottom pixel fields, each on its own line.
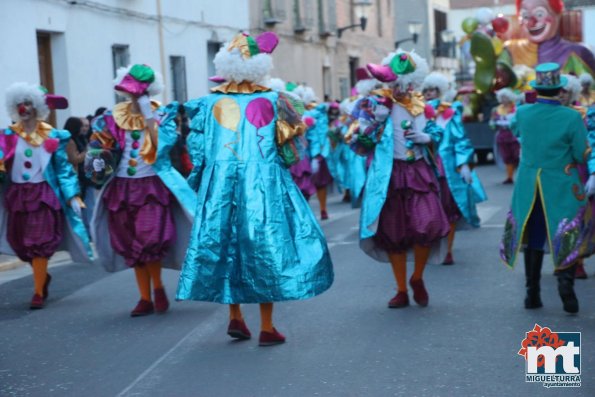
left=355, top=67, right=372, bottom=82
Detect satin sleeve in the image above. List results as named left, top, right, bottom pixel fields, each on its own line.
left=451, top=102, right=475, bottom=167
left=184, top=98, right=207, bottom=191
left=52, top=129, right=81, bottom=202
left=586, top=108, right=595, bottom=174
left=276, top=93, right=306, bottom=167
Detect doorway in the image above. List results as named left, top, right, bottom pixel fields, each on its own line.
left=37, top=32, right=55, bottom=126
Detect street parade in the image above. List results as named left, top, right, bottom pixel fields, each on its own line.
left=1, top=0, right=594, bottom=395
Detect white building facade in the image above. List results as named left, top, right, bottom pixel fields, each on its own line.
left=0, top=0, right=250, bottom=127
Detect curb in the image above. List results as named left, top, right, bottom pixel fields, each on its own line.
left=0, top=258, right=26, bottom=272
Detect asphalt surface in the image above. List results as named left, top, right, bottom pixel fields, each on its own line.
left=1, top=164, right=594, bottom=397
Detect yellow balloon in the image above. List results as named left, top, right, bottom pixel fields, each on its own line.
left=492, top=37, right=503, bottom=56
left=213, top=97, right=241, bottom=132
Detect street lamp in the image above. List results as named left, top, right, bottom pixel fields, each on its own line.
left=440, top=29, right=456, bottom=58
left=337, top=0, right=372, bottom=38
left=394, top=21, right=423, bottom=49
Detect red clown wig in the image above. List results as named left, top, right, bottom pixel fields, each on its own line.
left=516, top=0, right=564, bottom=14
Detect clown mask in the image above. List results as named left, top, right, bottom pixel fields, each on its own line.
left=519, top=0, right=561, bottom=44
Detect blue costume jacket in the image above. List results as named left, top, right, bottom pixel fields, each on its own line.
left=430, top=99, right=487, bottom=227
left=177, top=84, right=334, bottom=304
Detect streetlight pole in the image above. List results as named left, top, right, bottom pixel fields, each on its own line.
left=336, top=0, right=372, bottom=38
left=394, top=21, right=422, bottom=49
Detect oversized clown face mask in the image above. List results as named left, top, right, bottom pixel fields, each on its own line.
left=519, top=0, right=561, bottom=44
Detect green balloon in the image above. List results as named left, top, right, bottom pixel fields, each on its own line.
left=470, top=32, right=496, bottom=93
left=462, top=17, right=479, bottom=34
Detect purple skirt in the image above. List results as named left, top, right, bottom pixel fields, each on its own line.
left=289, top=158, right=316, bottom=199
left=373, top=159, right=450, bottom=253
left=103, top=176, right=176, bottom=267
left=311, top=155, right=333, bottom=189
left=496, top=130, right=520, bottom=165
left=5, top=182, right=64, bottom=262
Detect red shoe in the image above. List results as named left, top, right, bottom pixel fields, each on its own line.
left=409, top=278, right=429, bottom=307
left=227, top=319, right=252, bottom=340
left=321, top=210, right=329, bottom=220
left=43, top=273, right=52, bottom=300
left=575, top=264, right=588, bottom=279
left=259, top=328, right=286, bottom=346
left=502, top=178, right=514, bottom=185
left=130, top=300, right=154, bottom=317
left=388, top=291, right=409, bottom=308
left=154, top=288, right=170, bottom=313
left=442, top=252, right=454, bottom=265
left=30, top=294, right=44, bottom=310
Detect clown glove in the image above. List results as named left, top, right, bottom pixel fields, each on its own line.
left=407, top=130, right=431, bottom=144
left=311, top=157, right=320, bottom=173
left=460, top=164, right=472, bottom=184
left=137, top=95, right=154, bottom=120
left=373, top=104, right=390, bottom=122
left=92, top=158, right=106, bottom=172
left=586, top=174, right=595, bottom=197
left=69, top=196, right=85, bottom=217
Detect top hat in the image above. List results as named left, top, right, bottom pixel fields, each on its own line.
left=115, top=64, right=156, bottom=97
left=529, top=63, right=567, bottom=90
left=367, top=52, right=417, bottom=83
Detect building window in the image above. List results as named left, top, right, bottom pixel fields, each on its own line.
left=112, top=44, right=130, bottom=77
left=434, top=9, right=448, bottom=57
left=170, top=56, right=187, bottom=103
left=349, top=57, right=359, bottom=88
left=376, top=0, right=382, bottom=37
left=112, top=44, right=130, bottom=103
left=339, top=77, right=350, bottom=100
left=207, top=41, right=221, bottom=88
left=318, top=0, right=337, bottom=36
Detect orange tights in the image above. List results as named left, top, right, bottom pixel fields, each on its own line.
left=229, top=302, right=275, bottom=332
left=134, top=261, right=164, bottom=302
left=388, top=245, right=432, bottom=292
left=31, top=257, right=49, bottom=296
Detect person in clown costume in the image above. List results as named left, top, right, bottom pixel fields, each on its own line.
left=578, top=73, right=594, bottom=107
left=295, top=84, right=334, bottom=220
left=266, top=78, right=317, bottom=201
left=340, top=67, right=380, bottom=207
left=490, top=88, right=520, bottom=184
left=176, top=32, right=334, bottom=346
left=560, top=74, right=595, bottom=280
left=421, top=72, right=487, bottom=265
left=0, top=83, right=92, bottom=309
left=351, top=50, right=449, bottom=309
left=500, top=63, right=595, bottom=314
left=87, top=64, right=196, bottom=317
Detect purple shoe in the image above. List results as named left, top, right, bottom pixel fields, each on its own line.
left=154, top=288, right=170, bottom=313
left=130, top=300, right=154, bottom=317
left=228, top=319, right=252, bottom=340
left=442, top=253, right=454, bottom=265
left=259, top=328, right=286, bottom=346
left=30, top=294, right=44, bottom=310
left=388, top=291, right=409, bottom=308
left=409, top=278, right=429, bottom=307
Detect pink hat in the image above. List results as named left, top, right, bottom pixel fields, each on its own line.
left=355, top=67, right=372, bottom=82
left=115, top=64, right=156, bottom=97
left=45, top=94, right=68, bottom=110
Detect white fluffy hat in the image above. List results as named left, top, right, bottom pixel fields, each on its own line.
left=562, top=74, right=581, bottom=102
left=496, top=88, right=518, bottom=103
left=579, top=73, right=593, bottom=87
left=214, top=32, right=279, bottom=84
left=421, top=72, right=450, bottom=97
left=5, top=82, right=50, bottom=122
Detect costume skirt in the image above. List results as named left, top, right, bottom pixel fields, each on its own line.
left=103, top=176, right=176, bottom=267
left=373, top=159, right=450, bottom=252
left=311, top=155, right=333, bottom=189
left=5, top=182, right=64, bottom=262
left=496, top=130, right=520, bottom=165
left=289, top=157, right=316, bottom=199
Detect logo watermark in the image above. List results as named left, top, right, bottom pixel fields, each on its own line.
left=518, top=324, right=581, bottom=388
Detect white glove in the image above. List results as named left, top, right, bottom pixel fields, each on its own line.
left=92, top=158, right=105, bottom=172
left=373, top=104, right=390, bottom=122
left=586, top=174, right=595, bottom=197
left=459, top=164, right=472, bottom=184
left=311, top=158, right=320, bottom=174
left=407, top=130, right=431, bottom=144
left=137, top=95, right=154, bottom=120
left=70, top=197, right=83, bottom=217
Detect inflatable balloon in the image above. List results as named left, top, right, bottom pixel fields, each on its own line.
left=492, top=16, right=509, bottom=35
left=462, top=17, right=479, bottom=35
left=492, top=37, right=504, bottom=56
left=471, top=32, right=496, bottom=93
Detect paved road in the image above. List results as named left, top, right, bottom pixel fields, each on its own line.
left=1, top=164, right=593, bottom=396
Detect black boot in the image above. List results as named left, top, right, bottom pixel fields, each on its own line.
left=557, top=265, right=579, bottom=313
left=524, top=248, right=543, bottom=309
